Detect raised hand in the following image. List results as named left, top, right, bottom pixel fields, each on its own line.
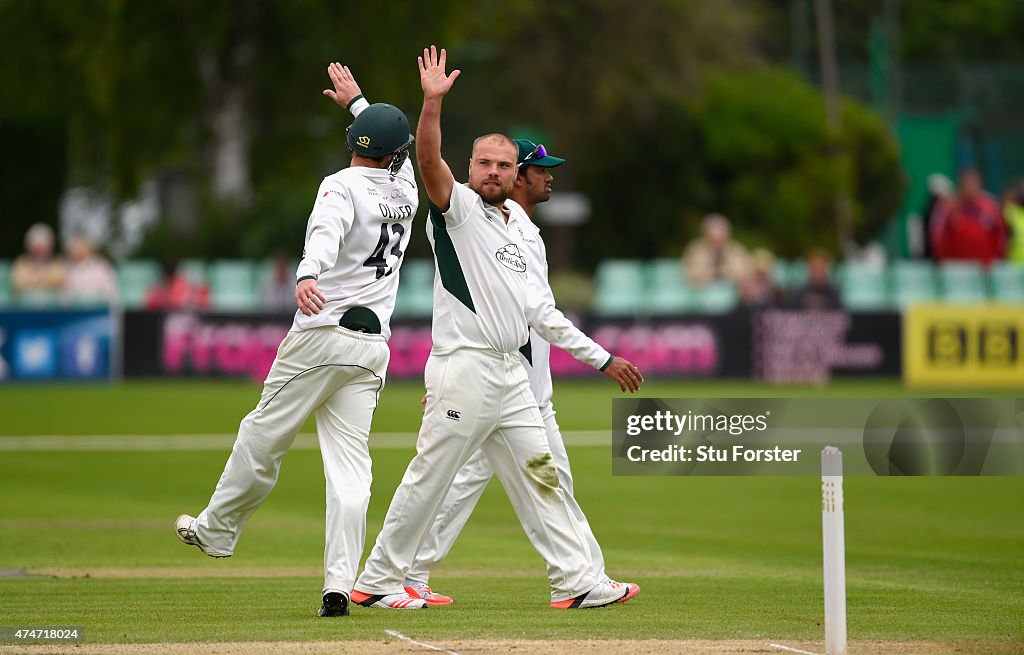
left=322, top=62, right=363, bottom=108
left=418, top=45, right=460, bottom=99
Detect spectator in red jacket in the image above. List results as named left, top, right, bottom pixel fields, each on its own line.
left=145, top=259, right=210, bottom=310
left=930, top=169, right=1007, bottom=265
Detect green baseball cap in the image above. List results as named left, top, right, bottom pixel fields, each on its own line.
left=513, top=138, right=565, bottom=168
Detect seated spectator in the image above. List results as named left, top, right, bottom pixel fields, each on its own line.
left=61, top=235, right=118, bottom=306
left=145, top=259, right=210, bottom=310
left=682, top=213, right=751, bottom=286
left=790, top=249, right=841, bottom=310
left=737, top=248, right=783, bottom=310
left=12, top=223, right=64, bottom=304
left=930, top=169, right=1006, bottom=266
left=260, top=255, right=297, bottom=311
left=1003, top=179, right=1024, bottom=266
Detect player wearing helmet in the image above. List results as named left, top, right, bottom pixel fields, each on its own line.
left=175, top=63, right=424, bottom=617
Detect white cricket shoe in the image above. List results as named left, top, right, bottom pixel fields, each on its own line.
left=605, top=578, right=641, bottom=603
left=350, top=589, right=428, bottom=609
left=551, top=580, right=630, bottom=608
left=174, top=514, right=230, bottom=558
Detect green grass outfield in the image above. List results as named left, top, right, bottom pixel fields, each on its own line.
left=0, top=379, right=1021, bottom=650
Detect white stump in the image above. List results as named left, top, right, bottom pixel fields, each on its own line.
left=822, top=446, right=847, bottom=655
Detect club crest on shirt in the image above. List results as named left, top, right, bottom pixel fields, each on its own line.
left=496, top=243, right=527, bottom=272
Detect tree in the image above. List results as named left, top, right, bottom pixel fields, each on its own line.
left=0, top=0, right=904, bottom=264
left=575, top=67, right=904, bottom=263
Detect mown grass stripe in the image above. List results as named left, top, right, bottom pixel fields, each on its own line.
left=0, top=431, right=610, bottom=451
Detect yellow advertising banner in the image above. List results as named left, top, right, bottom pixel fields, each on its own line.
left=904, top=303, right=1024, bottom=386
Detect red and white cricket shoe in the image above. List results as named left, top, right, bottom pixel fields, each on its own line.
left=404, top=582, right=453, bottom=606
left=606, top=579, right=640, bottom=603
left=350, top=589, right=427, bottom=609
left=550, top=581, right=629, bottom=609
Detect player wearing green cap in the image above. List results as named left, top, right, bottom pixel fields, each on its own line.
left=175, top=62, right=426, bottom=617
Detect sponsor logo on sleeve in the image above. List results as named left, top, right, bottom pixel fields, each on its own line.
left=516, top=225, right=537, bottom=244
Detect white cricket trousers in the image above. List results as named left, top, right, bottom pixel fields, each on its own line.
left=194, top=325, right=389, bottom=595
left=406, top=411, right=607, bottom=585
left=356, top=348, right=598, bottom=602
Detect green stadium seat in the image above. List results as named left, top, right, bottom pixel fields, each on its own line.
left=890, top=260, right=937, bottom=306
left=254, top=258, right=300, bottom=305
left=394, top=259, right=434, bottom=318
left=210, top=260, right=257, bottom=311
left=118, top=260, right=162, bottom=309
left=179, top=259, right=208, bottom=287
left=837, top=262, right=889, bottom=310
left=256, top=258, right=298, bottom=286
left=694, top=281, right=738, bottom=313
left=15, top=290, right=59, bottom=308
left=0, top=260, right=11, bottom=306
left=771, top=260, right=791, bottom=289
left=645, top=259, right=694, bottom=314
left=593, top=259, right=645, bottom=316
left=988, top=262, right=1024, bottom=302
left=938, top=262, right=988, bottom=303
left=786, top=260, right=809, bottom=289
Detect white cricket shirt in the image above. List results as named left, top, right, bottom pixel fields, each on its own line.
left=291, top=100, right=418, bottom=339
left=506, top=201, right=612, bottom=416
left=426, top=183, right=531, bottom=355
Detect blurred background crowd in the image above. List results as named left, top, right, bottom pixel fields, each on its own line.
left=2, top=0, right=1023, bottom=318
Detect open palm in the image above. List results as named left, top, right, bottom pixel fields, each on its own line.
left=322, top=62, right=363, bottom=108
left=418, top=45, right=460, bottom=99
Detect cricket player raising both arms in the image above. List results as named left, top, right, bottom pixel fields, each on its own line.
left=351, top=46, right=640, bottom=611
left=402, top=138, right=642, bottom=606
left=175, top=63, right=418, bottom=618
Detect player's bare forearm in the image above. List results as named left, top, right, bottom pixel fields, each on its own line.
left=416, top=97, right=443, bottom=163
left=603, top=356, right=644, bottom=394
left=416, top=96, right=455, bottom=210
left=417, top=45, right=459, bottom=210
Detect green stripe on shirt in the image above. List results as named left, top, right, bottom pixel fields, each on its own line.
left=429, top=202, right=476, bottom=313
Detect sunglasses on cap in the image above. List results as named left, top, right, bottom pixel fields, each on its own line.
left=518, top=143, right=548, bottom=166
